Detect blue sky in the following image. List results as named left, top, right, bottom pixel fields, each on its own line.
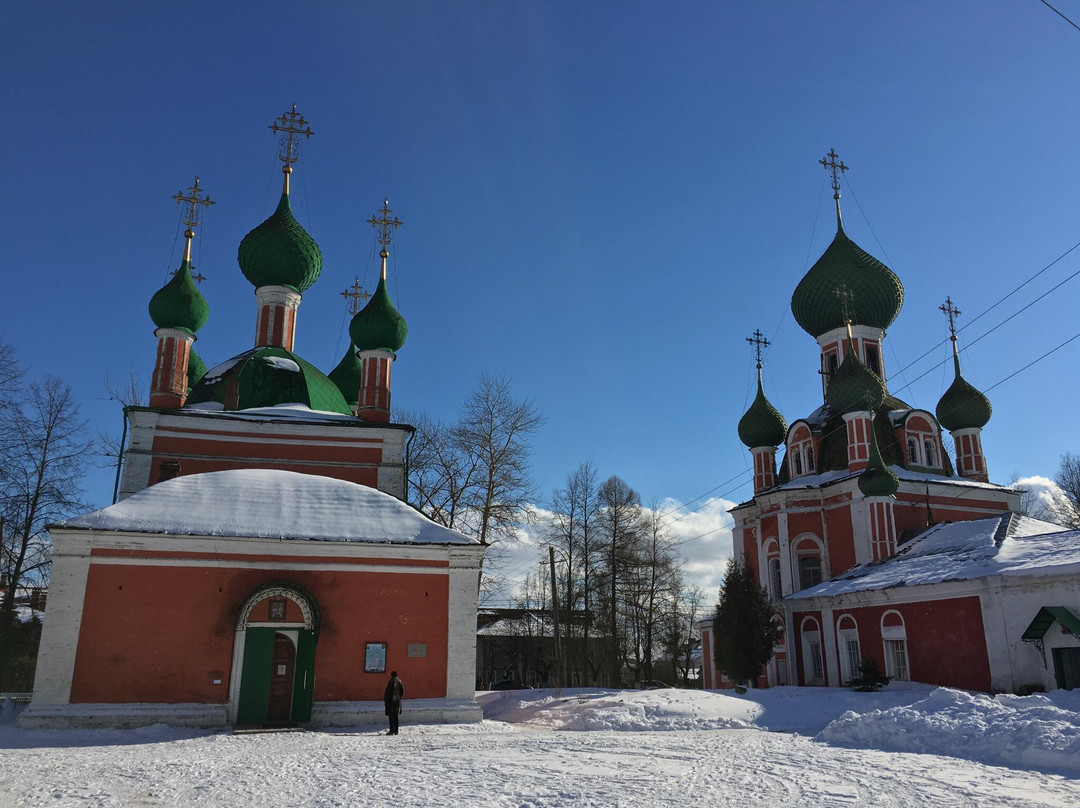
left=6, top=2, right=1080, bottom=571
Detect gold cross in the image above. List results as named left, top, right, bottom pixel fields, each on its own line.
left=172, top=176, right=214, bottom=233
left=170, top=266, right=206, bottom=284
left=367, top=199, right=403, bottom=247
left=819, top=148, right=849, bottom=198
left=269, top=104, right=315, bottom=167
left=834, top=283, right=855, bottom=324
left=341, top=277, right=371, bottom=316
left=746, top=329, right=771, bottom=369
left=939, top=296, right=961, bottom=341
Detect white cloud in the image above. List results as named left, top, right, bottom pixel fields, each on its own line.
left=1011, top=475, right=1073, bottom=525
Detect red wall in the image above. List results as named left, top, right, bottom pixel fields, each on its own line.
left=791, top=595, right=992, bottom=692
left=70, top=557, right=450, bottom=704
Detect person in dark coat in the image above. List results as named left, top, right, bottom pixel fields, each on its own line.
left=384, top=671, right=404, bottom=735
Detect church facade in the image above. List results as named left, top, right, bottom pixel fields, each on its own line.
left=21, top=108, right=484, bottom=728
left=701, top=152, right=1080, bottom=694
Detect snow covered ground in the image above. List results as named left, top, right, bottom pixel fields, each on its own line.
left=2, top=686, right=1078, bottom=807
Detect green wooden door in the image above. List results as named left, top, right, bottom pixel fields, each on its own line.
left=236, top=628, right=276, bottom=725
left=291, top=629, right=317, bottom=722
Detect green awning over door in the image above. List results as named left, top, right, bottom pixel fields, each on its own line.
left=1021, top=607, right=1080, bottom=640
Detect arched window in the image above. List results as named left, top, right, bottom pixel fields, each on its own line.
left=798, top=556, right=823, bottom=590
left=881, top=611, right=909, bottom=681
left=800, top=617, right=824, bottom=685
left=768, top=558, right=782, bottom=601
left=907, top=438, right=919, bottom=464
left=806, top=446, right=815, bottom=473
left=923, top=439, right=936, bottom=468
left=836, top=615, right=861, bottom=684
left=793, top=450, right=803, bottom=475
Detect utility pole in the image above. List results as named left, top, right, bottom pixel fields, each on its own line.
left=549, top=546, right=563, bottom=690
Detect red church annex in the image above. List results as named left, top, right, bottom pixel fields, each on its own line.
left=21, top=108, right=484, bottom=729
left=700, top=151, right=1080, bottom=695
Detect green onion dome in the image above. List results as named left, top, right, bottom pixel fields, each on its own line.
left=826, top=341, right=886, bottom=415
left=186, top=346, right=351, bottom=415
left=858, top=424, right=899, bottom=498
left=738, top=372, right=787, bottom=448
left=237, top=194, right=322, bottom=292
left=936, top=353, right=992, bottom=431
left=149, top=260, right=209, bottom=334
left=791, top=226, right=904, bottom=338
left=187, top=347, right=207, bottom=395
left=328, top=344, right=363, bottom=409
left=349, top=277, right=408, bottom=353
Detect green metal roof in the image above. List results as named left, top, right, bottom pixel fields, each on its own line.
left=349, top=277, right=408, bottom=353
left=327, top=344, right=363, bottom=407
left=825, top=341, right=886, bottom=415
left=937, top=353, right=992, bottom=432
left=738, top=371, right=787, bottom=448
left=1021, top=606, right=1080, bottom=640
left=859, top=423, right=899, bottom=498
left=791, top=226, right=904, bottom=337
left=237, top=193, right=322, bottom=292
left=186, top=346, right=207, bottom=395
left=148, top=259, right=209, bottom=333
left=185, top=346, right=352, bottom=415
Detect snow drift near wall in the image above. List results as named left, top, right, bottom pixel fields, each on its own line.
left=816, top=687, right=1080, bottom=774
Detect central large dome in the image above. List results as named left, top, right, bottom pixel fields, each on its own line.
left=791, top=227, right=904, bottom=338
left=186, top=347, right=351, bottom=415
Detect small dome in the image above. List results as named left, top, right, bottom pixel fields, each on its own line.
left=149, top=260, right=209, bottom=333
left=791, top=227, right=904, bottom=338
left=826, top=342, right=886, bottom=415
left=349, top=277, right=408, bottom=353
left=328, top=344, right=363, bottom=408
left=936, top=353, right=992, bottom=431
left=186, top=346, right=352, bottom=415
left=187, top=347, right=207, bottom=394
left=237, top=194, right=322, bottom=292
left=738, top=373, right=787, bottom=448
left=859, top=425, right=899, bottom=498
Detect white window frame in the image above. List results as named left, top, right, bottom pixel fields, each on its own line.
left=800, top=618, right=824, bottom=685
left=836, top=615, right=860, bottom=684
left=880, top=610, right=909, bottom=681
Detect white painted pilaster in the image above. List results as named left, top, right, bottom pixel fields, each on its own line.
left=445, top=547, right=484, bottom=699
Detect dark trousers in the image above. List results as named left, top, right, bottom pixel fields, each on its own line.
left=388, top=711, right=399, bottom=734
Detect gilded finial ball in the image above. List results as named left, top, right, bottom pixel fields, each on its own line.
left=283, top=165, right=293, bottom=174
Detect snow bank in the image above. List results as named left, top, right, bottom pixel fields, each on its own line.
left=479, top=688, right=761, bottom=731
left=817, top=687, right=1080, bottom=773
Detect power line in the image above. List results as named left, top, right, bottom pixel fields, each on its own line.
left=1039, top=0, right=1080, bottom=32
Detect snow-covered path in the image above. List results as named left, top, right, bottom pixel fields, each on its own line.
left=2, top=721, right=1077, bottom=808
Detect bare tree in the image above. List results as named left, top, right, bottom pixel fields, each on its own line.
left=545, top=461, right=604, bottom=681
left=402, top=410, right=478, bottom=530
left=1052, top=453, right=1080, bottom=529
left=0, top=376, right=92, bottom=689
left=456, top=373, right=544, bottom=547
left=597, top=474, right=643, bottom=685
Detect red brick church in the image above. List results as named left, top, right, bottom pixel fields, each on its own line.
left=22, top=108, right=484, bottom=728
left=701, top=151, right=1080, bottom=694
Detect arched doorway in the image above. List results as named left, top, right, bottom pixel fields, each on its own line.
left=230, top=583, right=320, bottom=726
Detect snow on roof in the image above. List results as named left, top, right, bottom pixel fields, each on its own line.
left=56, top=469, right=478, bottom=545
left=182, top=402, right=361, bottom=422
left=770, top=465, right=1009, bottom=494
left=789, top=513, right=1078, bottom=600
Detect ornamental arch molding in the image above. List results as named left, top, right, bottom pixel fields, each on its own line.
left=236, top=582, right=321, bottom=636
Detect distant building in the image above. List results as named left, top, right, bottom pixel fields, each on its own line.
left=701, top=152, right=1080, bottom=693
left=21, top=110, right=484, bottom=728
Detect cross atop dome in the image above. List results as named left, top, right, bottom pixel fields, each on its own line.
left=940, top=296, right=961, bottom=342
left=269, top=104, right=314, bottom=193
left=367, top=199, right=403, bottom=276
left=341, top=277, right=371, bottom=316
left=819, top=148, right=848, bottom=227
left=172, top=176, right=214, bottom=264
left=746, top=329, right=770, bottom=370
